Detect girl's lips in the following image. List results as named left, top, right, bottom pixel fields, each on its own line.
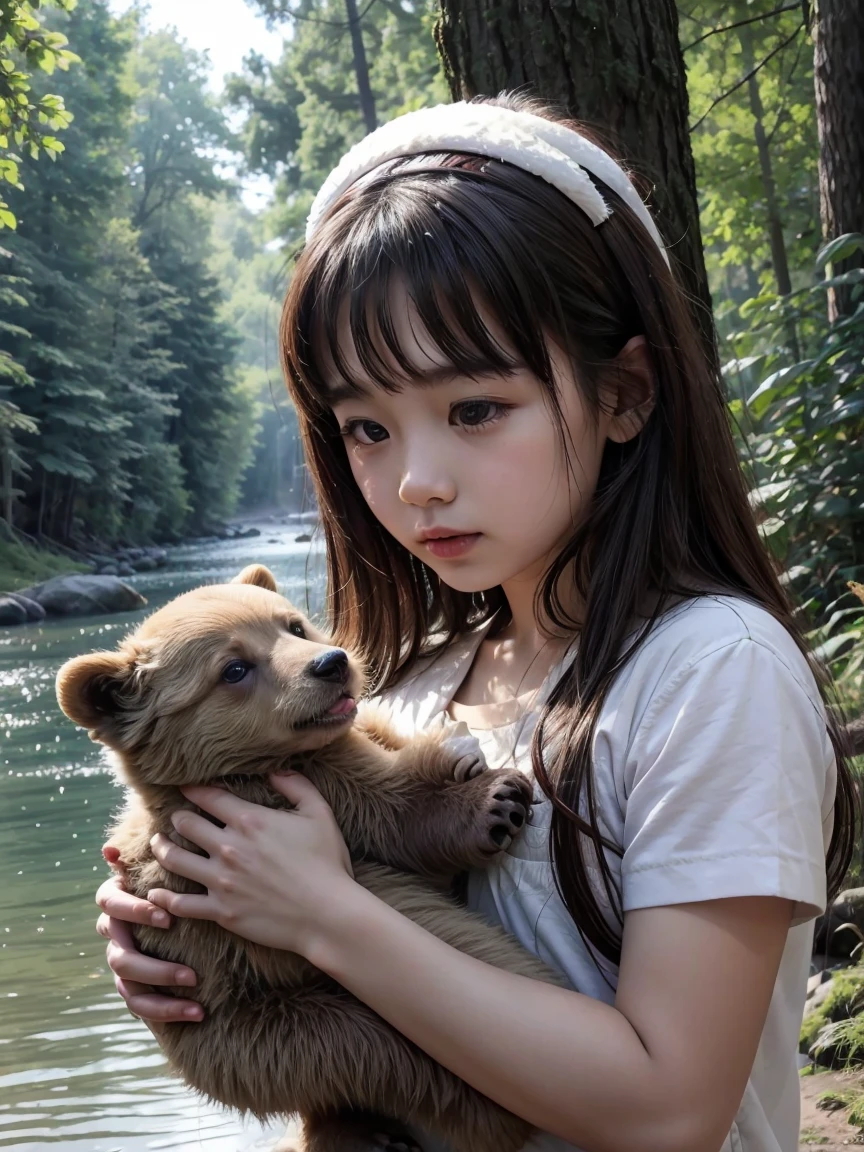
left=424, top=533, right=481, bottom=559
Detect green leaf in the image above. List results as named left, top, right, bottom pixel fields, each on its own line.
left=747, top=361, right=814, bottom=410
left=816, top=233, right=864, bottom=271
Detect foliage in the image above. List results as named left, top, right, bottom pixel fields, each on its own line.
left=205, top=195, right=304, bottom=512
left=227, top=0, right=447, bottom=242
left=802, top=966, right=864, bottom=1055
left=724, top=234, right=864, bottom=716
left=0, top=0, right=256, bottom=549
left=0, top=0, right=79, bottom=229
left=0, top=528, right=88, bottom=589
left=684, top=1, right=819, bottom=304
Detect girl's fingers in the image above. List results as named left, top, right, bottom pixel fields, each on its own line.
left=168, top=809, right=225, bottom=854
left=150, top=833, right=215, bottom=888
left=97, top=913, right=136, bottom=949
left=116, top=978, right=203, bottom=1024
left=106, top=935, right=198, bottom=989
left=96, top=875, right=171, bottom=928
left=145, top=888, right=215, bottom=921
left=268, top=770, right=330, bottom=812
left=178, top=784, right=251, bottom=823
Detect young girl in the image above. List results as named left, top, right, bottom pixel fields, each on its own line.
left=95, top=92, right=856, bottom=1152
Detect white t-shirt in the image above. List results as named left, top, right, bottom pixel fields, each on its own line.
left=376, top=595, right=837, bottom=1152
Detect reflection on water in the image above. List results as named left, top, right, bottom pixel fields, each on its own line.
left=0, top=529, right=326, bottom=1149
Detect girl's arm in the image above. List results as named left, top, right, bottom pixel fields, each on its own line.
left=145, top=773, right=791, bottom=1152
left=305, top=878, right=789, bottom=1152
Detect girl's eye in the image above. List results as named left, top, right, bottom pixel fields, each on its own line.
left=341, top=419, right=389, bottom=445
left=222, top=660, right=254, bottom=684
left=451, top=400, right=507, bottom=430
left=288, top=621, right=306, bottom=638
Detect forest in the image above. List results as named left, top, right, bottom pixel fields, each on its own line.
left=0, top=0, right=861, bottom=726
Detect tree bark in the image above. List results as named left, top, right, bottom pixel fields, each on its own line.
left=345, top=0, right=377, bottom=134
left=434, top=0, right=715, bottom=358
left=741, top=24, right=793, bottom=298
left=813, top=0, right=864, bottom=319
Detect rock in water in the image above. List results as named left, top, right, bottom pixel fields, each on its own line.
left=0, top=597, right=27, bottom=625
left=17, top=575, right=147, bottom=617
left=4, top=592, right=47, bottom=621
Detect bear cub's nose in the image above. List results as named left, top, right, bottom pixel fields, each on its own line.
left=308, top=649, right=349, bottom=684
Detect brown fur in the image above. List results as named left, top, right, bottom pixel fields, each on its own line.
left=56, top=565, right=560, bottom=1152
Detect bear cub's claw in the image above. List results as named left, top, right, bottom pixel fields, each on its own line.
left=475, top=771, right=533, bottom=855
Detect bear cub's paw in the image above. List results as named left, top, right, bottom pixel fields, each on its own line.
left=471, top=769, right=534, bottom=855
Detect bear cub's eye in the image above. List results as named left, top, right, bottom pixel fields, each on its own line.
left=222, top=660, right=254, bottom=684
left=287, top=621, right=306, bottom=639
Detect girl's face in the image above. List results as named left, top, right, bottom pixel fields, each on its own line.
left=327, top=292, right=618, bottom=597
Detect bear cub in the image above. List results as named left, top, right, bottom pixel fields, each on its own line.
left=56, top=564, right=560, bottom=1152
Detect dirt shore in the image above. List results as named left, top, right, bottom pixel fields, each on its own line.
left=801, top=1069, right=864, bottom=1147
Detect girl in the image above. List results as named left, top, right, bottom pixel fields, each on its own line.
left=95, top=92, right=855, bottom=1152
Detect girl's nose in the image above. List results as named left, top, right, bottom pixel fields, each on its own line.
left=398, top=464, right=456, bottom=507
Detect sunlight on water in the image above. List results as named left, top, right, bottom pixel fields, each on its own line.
left=0, top=527, right=325, bottom=1149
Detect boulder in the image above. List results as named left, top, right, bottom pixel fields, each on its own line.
left=97, top=563, right=119, bottom=576
left=3, top=592, right=47, bottom=621
left=17, top=574, right=147, bottom=617
left=117, top=562, right=135, bottom=577
left=295, top=533, right=312, bottom=543
left=814, top=888, right=864, bottom=960
left=0, top=597, right=27, bottom=625
left=132, top=556, right=157, bottom=572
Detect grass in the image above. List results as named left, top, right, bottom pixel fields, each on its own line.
left=0, top=537, right=89, bottom=593
left=800, top=1128, right=830, bottom=1144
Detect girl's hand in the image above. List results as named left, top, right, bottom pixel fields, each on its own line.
left=95, top=867, right=203, bottom=1027
left=146, top=773, right=355, bottom=956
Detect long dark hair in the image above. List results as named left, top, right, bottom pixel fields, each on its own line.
left=280, top=91, right=857, bottom=965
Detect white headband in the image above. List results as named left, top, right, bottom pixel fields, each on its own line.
left=305, top=101, right=669, bottom=265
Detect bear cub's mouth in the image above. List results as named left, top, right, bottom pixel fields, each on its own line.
left=294, top=693, right=357, bottom=730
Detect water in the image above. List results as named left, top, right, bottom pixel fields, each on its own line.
left=0, top=526, right=327, bottom=1150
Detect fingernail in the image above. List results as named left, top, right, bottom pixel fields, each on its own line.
left=151, top=911, right=169, bottom=928
left=175, top=969, right=196, bottom=986
left=183, top=1006, right=203, bottom=1019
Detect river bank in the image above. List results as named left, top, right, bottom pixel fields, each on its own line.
left=0, top=510, right=317, bottom=601
left=0, top=526, right=319, bottom=1151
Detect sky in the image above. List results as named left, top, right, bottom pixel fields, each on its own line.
left=108, top=0, right=285, bottom=91
left=108, top=0, right=286, bottom=209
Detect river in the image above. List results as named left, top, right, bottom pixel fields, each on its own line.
left=0, top=526, right=326, bottom=1151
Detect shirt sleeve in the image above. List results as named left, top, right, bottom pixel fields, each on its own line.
left=621, top=637, right=835, bottom=925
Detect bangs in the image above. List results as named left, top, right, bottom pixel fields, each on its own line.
left=295, top=158, right=564, bottom=406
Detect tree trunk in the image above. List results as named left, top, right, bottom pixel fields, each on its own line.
left=813, top=0, right=864, bottom=319
left=345, top=0, right=377, bottom=133
left=434, top=0, right=715, bottom=359
left=1, top=431, right=12, bottom=529
left=741, top=25, right=792, bottom=298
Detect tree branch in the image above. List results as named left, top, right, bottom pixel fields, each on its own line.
left=765, top=33, right=805, bottom=146
left=683, top=2, right=801, bottom=51
left=281, top=0, right=379, bottom=30
left=689, top=23, right=803, bottom=132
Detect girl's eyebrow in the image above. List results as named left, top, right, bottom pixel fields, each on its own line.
left=326, top=359, right=525, bottom=404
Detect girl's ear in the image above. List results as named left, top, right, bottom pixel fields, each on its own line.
left=232, top=564, right=278, bottom=592
left=602, top=335, right=656, bottom=444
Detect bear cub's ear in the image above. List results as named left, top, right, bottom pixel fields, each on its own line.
left=232, top=564, right=278, bottom=592
left=55, top=651, right=138, bottom=739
